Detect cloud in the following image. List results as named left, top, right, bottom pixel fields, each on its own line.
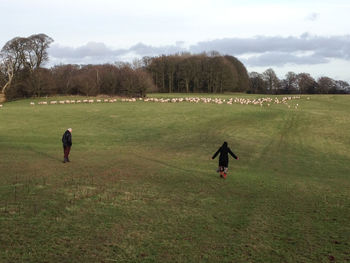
left=305, top=12, right=320, bottom=21
left=49, top=42, right=126, bottom=59
left=129, top=42, right=186, bottom=56
left=190, top=33, right=350, bottom=57
left=48, top=34, right=350, bottom=67
left=241, top=52, right=329, bottom=67
left=189, top=34, right=350, bottom=66
left=48, top=42, right=186, bottom=63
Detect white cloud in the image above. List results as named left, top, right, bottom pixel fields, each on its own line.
left=305, top=12, right=320, bottom=21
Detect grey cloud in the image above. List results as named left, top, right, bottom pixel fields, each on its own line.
left=241, top=52, right=329, bottom=67
left=49, top=42, right=127, bottom=59
left=189, top=34, right=350, bottom=57
left=305, top=12, right=320, bottom=21
left=189, top=34, right=350, bottom=66
left=48, top=34, right=350, bottom=67
left=48, top=42, right=186, bottom=63
left=129, top=42, right=186, bottom=56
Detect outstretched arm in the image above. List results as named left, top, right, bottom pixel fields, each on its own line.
left=228, top=148, right=238, bottom=159
left=212, top=147, right=221, bottom=159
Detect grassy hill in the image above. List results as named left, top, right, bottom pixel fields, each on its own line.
left=0, top=94, right=349, bottom=262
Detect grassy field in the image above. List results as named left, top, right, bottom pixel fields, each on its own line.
left=0, top=94, right=349, bottom=262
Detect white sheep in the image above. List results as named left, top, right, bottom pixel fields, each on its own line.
left=30, top=102, right=35, bottom=106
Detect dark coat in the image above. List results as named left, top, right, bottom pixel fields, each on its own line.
left=212, top=143, right=237, bottom=167
left=62, top=130, right=72, bottom=147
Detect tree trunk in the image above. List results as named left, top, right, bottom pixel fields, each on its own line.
left=168, top=73, right=172, bottom=93
left=220, top=79, right=223, bottom=93
left=154, top=72, right=158, bottom=91
left=2, top=62, right=14, bottom=101
left=0, top=93, right=5, bottom=103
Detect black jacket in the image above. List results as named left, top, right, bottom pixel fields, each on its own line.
left=62, top=130, right=72, bottom=147
left=212, top=143, right=237, bottom=167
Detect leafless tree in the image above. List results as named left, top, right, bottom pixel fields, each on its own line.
left=0, top=57, right=14, bottom=95
left=297, top=73, right=317, bottom=94
left=284, top=72, right=298, bottom=92
left=27, top=34, right=53, bottom=70
left=263, top=68, right=280, bottom=94
left=0, top=34, right=53, bottom=99
left=317, top=76, right=335, bottom=94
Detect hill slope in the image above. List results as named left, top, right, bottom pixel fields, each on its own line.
left=0, top=94, right=349, bottom=262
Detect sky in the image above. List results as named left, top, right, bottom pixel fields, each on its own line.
left=1, top=0, right=350, bottom=82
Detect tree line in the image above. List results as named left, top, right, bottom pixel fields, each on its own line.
left=248, top=69, right=350, bottom=94
left=1, top=34, right=349, bottom=101
left=143, top=52, right=250, bottom=93
left=0, top=34, right=153, bottom=101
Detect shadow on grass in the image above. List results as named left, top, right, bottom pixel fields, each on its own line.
left=27, top=146, right=62, bottom=162
left=133, top=153, right=202, bottom=175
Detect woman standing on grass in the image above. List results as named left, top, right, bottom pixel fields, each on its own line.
left=62, top=128, right=72, bottom=163
left=212, top=142, right=239, bottom=179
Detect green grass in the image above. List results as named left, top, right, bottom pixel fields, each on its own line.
left=0, top=94, right=349, bottom=262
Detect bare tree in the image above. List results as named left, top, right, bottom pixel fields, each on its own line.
left=317, top=76, right=336, bottom=94
left=263, top=68, right=280, bottom=94
left=249, top=72, right=266, bottom=94
left=27, top=34, right=53, bottom=69
left=297, top=73, right=317, bottom=94
left=1, top=37, right=30, bottom=72
left=284, top=72, right=298, bottom=93
left=0, top=34, right=54, bottom=99
left=335, top=80, right=350, bottom=94
left=0, top=57, right=14, bottom=95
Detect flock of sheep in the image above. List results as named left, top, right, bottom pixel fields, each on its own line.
left=143, top=96, right=303, bottom=108
left=27, top=96, right=303, bottom=108
left=33, top=98, right=119, bottom=105
left=0, top=96, right=306, bottom=109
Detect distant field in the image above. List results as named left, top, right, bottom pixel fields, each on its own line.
left=0, top=94, right=349, bottom=262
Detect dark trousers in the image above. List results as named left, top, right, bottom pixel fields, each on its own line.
left=63, top=145, right=71, bottom=159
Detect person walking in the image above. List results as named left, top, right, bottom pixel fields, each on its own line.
left=62, top=128, right=72, bottom=163
left=212, top=142, right=239, bottom=179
